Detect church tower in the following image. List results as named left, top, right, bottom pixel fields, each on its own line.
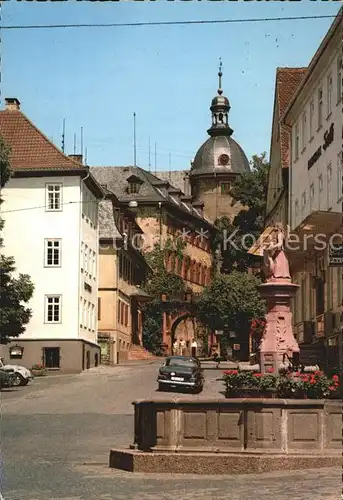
left=189, top=60, right=250, bottom=223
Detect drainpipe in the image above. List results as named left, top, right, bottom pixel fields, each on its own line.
left=158, top=202, right=163, bottom=247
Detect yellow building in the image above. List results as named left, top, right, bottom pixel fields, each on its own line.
left=97, top=192, right=151, bottom=364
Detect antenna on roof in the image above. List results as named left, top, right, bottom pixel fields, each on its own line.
left=169, top=153, right=171, bottom=180
left=80, top=127, right=84, bottom=164
left=148, top=137, right=151, bottom=171
left=73, top=133, right=76, bottom=154
left=85, top=147, right=88, bottom=166
left=61, top=118, right=66, bottom=153
left=133, top=112, right=137, bottom=167
left=154, top=142, right=157, bottom=175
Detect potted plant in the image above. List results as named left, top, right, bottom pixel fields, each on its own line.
left=31, top=363, right=46, bottom=377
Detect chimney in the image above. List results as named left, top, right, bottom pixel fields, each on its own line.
left=192, top=200, right=204, bottom=217
left=5, top=98, right=20, bottom=111
left=68, top=154, right=83, bottom=164
left=181, top=195, right=192, bottom=211
left=183, top=171, right=190, bottom=196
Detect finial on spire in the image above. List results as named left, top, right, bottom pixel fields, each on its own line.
left=218, top=58, right=223, bottom=95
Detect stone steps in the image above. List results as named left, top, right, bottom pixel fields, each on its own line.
left=128, top=345, right=158, bottom=361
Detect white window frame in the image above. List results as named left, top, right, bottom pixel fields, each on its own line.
left=81, top=242, right=84, bottom=271
left=45, top=295, right=61, bottom=324
left=294, top=123, right=299, bottom=160
left=44, top=239, right=61, bottom=267
left=84, top=244, right=88, bottom=274
left=310, top=183, right=314, bottom=211
left=337, top=56, right=342, bottom=104
left=91, top=304, right=95, bottom=331
left=301, top=111, right=307, bottom=151
left=326, top=163, right=332, bottom=209
left=87, top=302, right=91, bottom=330
left=326, top=73, right=332, bottom=116
left=46, top=183, right=62, bottom=211
left=309, top=100, right=314, bottom=140
left=83, top=299, right=87, bottom=327
left=317, top=87, right=323, bottom=129
left=338, top=151, right=343, bottom=203
left=92, top=251, right=96, bottom=279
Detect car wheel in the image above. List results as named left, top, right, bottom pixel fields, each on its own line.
left=12, top=373, right=26, bottom=387
left=158, top=383, right=164, bottom=391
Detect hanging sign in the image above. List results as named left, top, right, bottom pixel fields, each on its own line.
left=329, top=244, right=343, bottom=267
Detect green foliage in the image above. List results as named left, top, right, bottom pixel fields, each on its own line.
left=0, top=135, right=34, bottom=344
left=141, top=238, right=186, bottom=354
left=214, top=152, right=270, bottom=273
left=197, top=271, right=265, bottom=339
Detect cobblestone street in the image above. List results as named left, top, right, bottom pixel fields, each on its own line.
left=1, top=361, right=341, bottom=499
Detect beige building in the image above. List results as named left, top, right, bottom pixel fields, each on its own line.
left=282, top=8, right=343, bottom=369
left=97, top=192, right=151, bottom=364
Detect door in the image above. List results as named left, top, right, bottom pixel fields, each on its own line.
left=43, top=347, right=60, bottom=369
left=86, top=350, right=90, bottom=369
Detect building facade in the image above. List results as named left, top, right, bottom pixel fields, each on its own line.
left=265, top=67, right=307, bottom=228
left=91, top=165, right=216, bottom=355
left=97, top=194, right=151, bottom=364
left=0, top=98, right=103, bottom=373
left=283, top=8, right=343, bottom=369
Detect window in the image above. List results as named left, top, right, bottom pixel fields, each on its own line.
left=295, top=199, right=299, bottom=216
left=128, top=182, right=140, bottom=194
left=301, top=191, right=307, bottom=212
left=87, top=302, right=91, bottom=329
left=309, top=100, right=314, bottom=139
left=337, top=57, right=342, bottom=103
left=310, top=183, right=315, bottom=210
left=326, top=73, right=332, bottom=116
left=317, top=87, right=323, bottom=129
left=338, top=152, right=343, bottom=202
left=221, top=183, right=231, bottom=194
left=327, top=163, right=332, bottom=209
left=88, top=248, right=92, bottom=277
left=294, top=123, right=299, bottom=160
left=319, top=174, right=323, bottom=192
left=84, top=244, right=88, bottom=273
left=46, top=184, right=62, bottom=211
left=45, top=295, right=61, bottom=323
left=301, top=111, right=307, bottom=151
left=45, top=239, right=61, bottom=267
left=91, top=304, right=95, bottom=330
left=81, top=242, right=84, bottom=271
left=98, top=297, right=101, bottom=321
left=83, top=299, right=87, bottom=327
left=92, top=251, right=96, bottom=279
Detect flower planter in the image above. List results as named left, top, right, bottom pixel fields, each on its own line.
left=31, top=369, right=45, bottom=377
left=225, top=388, right=277, bottom=399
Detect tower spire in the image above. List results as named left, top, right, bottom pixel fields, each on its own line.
left=218, top=57, right=223, bottom=96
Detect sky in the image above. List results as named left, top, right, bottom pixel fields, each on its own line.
left=1, top=1, right=341, bottom=172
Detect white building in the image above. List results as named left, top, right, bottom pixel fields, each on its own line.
left=283, top=7, right=343, bottom=369
left=0, top=98, right=104, bottom=373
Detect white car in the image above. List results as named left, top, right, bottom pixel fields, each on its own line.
left=0, top=358, right=33, bottom=386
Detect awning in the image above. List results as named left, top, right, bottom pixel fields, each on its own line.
left=130, top=288, right=152, bottom=303
left=293, top=211, right=343, bottom=236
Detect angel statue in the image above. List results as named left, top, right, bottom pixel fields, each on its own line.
left=262, top=223, right=291, bottom=282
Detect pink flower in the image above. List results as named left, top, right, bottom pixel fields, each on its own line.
left=332, top=375, right=339, bottom=382
left=329, top=386, right=336, bottom=391
left=267, top=367, right=274, bottom=373
left=253, top=373, right=262, bottom=377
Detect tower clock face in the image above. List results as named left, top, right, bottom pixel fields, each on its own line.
left=218, top=153, right=230, bottom=166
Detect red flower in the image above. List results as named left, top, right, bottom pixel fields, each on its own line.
left=231, top=370, right=238, bottom=375
left=253, top=373, right=262, bottom=377
left=332, top=375, right=339, bottom=382
left=329, top=386, right=336, bottom=391
left=309, top=378, right=316, bottom=384
left=267, top=367, right=274, bottom=373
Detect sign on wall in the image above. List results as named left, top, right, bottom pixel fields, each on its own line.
left=328, top=244, right=343, bottom=267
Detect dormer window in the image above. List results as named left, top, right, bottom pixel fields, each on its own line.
left=126, top=174, right=143, bottom=195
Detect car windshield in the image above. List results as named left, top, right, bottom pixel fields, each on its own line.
left=166, top=358, right=196, bottom=368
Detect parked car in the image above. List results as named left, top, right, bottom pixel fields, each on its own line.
left=0, top=358, right=33, bottom=387
left=0, top=368, right=16, bottom=390
left=157, top=356, right=204, bottom=393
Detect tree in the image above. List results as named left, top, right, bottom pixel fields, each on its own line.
left=197, top=271, right=266, bottom=358
left=141, top=239, right=186, bottom=354
left=0, top=136, right=34, bottom=344
left=214, top=152, right=270, bottom=273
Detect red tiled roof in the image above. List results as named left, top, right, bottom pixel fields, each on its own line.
left=276, top=67, right=307, bottom=168
left=0, top=109, right=86, bottom=171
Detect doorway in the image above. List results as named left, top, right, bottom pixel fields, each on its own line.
left=86, top=350, right=90, bottom=369
left=43, top=347, right=60, bottom=369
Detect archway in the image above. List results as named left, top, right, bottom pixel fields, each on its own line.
left=170, top=313, right=207, bottom=357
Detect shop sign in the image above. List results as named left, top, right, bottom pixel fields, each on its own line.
left=328, top=244, right=343, bottom=267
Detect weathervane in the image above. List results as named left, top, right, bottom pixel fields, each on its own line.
left=218, top=57, right=223, bottom=96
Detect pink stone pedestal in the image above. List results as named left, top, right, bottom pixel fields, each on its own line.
left=259, top=281, right=300, bottom=374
